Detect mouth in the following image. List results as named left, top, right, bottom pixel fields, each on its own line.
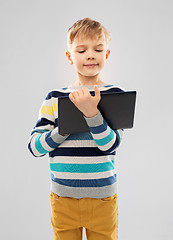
left=84, top=64, right=98, bottom=67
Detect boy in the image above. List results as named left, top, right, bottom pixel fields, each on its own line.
left=28, top=17, right=124, bottom=240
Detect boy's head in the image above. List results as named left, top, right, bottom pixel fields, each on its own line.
left=67, top=17, right=111, bottom=51
left=66, top=18, right=111, bottom=84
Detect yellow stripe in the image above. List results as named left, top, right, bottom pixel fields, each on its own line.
left=52, top=103, right=58, bottom=112
left=40, top=104, right=58, bottom=116
left=40, top=105, right=54, bottom=116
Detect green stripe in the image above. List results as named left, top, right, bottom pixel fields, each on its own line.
left=94, top=129, right=115, bottom=146
left=35, top=134, right=49, bottom=154
left=50, top=161, right=115, bottom=173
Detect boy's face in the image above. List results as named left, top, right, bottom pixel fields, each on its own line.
left=66, top=33, right=110, bottom=79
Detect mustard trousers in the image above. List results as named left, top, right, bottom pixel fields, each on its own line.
left=50, top=192, right=118, bottom=240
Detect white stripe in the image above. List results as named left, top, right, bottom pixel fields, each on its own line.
left=109, top=130, right=123, bottom=152
left=29, top=134, right=44, bottom=157
left=54, top=112, right=58, bottom=118
left=49, top=155, right=115, bottom=164
left=67, top=85, right=123, bottom=92
left=32, top=125, right=54, bottom=133
left=41, top=98, right=52, bottom=106
left=51, top=169, right=116, bottom=180
left=94, top=133, right=116, bottom=151
left=39, top=98, right=58, bottom=117
left=50, top=128, right=62, bottom=143
left=38, top=112, right=54, bottom=122
left=46, top=85, right=124, bottom=101
left=59, top=139, right=96, bottom=148
left=42, top=97, right=58, bottom=110
left=102, top=85, right=125, bottom=91
left=92, top=126, right=111, bottom=139
left=53, top=133, right=116, bottom=151
left=52, top=97, right=58, bottom=103
left=40, top=132, right=55, bottom=151
left=117, top=129, right=124, bottom=140
left=52, top=88, right=72, bottom=93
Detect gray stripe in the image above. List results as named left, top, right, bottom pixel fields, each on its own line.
left=51, top=127, right=70, bottom=143
left=51, top=181, right=117, bottom=199
left=83, top=110, right=103, bottom=127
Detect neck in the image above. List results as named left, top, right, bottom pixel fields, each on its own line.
left=74, top=73, right=105, bottom=86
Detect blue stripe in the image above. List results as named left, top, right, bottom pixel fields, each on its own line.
left=45, top=87, right=124, bottom=100
left=49, top=147, right=116, bottom=157
left=101, top=87, right=124, bottom=93
left=46, top=91, right=69, bottom=100
left=45, top=131, right=60, bottom=148
left=102, top=141, right=117, bottom=154
left=35, top=118, right=54, bottom=128
left=114, top=130, right=121, bottom=147
left=61, top=87, right=68, bottom=90
left=67, top=132, right=93, bottom=140
left=35, top=134, right=49, bottom=154
left=101, top=131, right=120, bottom=154
left=28, top=142, right=45, bottom=157
left=104, top=84, right=114, bottom=87
left=31, top=129, right=48, bottom=136
left=94, top=128, right=115, bottom=146
left=89, top=119, right=107, bottom=134
left=50, top=161, right=115, bottom=173
left=55, top=118, right=58, bottom=127
left=51, top=173, right=117, bottom=187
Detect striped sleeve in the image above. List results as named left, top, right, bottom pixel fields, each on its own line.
left=28, top=93, right=69, bottom=157
left=83, top=110, right=124, bottom=154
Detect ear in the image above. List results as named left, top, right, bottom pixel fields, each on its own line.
left=106, top=49, right=110, bottom=60
left=66, top=51, right=73, bottom=65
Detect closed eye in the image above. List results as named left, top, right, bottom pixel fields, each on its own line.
left=78, top=50, right=103, bottom=53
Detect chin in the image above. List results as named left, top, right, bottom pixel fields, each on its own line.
left=85, top=74, right=98, bottom=78
left=83, top=72, right=100, bottom=77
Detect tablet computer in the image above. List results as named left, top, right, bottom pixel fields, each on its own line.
left=58, top=91, right=136, bottom=134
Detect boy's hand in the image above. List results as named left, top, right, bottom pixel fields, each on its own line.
left=69, top=85, right=101, bottom=118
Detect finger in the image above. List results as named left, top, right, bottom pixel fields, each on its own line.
left=72, top=90, right=79, bottom=100
left=78, top=88, right=84, bottom=96
left=82, top=87, right=91, bottom=97
left=94, top=85, right=100, bottom=99
left=69, top=92, right=75, bottom=102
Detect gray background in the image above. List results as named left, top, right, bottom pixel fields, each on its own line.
left=0, top=0, right=172, bottom=239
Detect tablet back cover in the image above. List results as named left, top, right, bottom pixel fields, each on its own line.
left=58, top=91, right=136, bottom=134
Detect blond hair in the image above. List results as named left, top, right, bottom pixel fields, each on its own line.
left=67, top=17, right=111, bottom=49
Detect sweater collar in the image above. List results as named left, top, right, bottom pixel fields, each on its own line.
left=68, top=83, right=108, bottom=90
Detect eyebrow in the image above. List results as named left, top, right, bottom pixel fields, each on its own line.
left=75, top=44, right=104, bottom=48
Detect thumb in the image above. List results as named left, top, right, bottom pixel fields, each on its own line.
left=94, top=85, right=100, bottom=99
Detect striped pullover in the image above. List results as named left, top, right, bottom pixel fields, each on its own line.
left=28, top=83, right=124, bottom=199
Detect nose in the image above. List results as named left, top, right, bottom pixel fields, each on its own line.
left=87, top=56, right=95, bottom=60
left=86, top=51, right=95, bottom=60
